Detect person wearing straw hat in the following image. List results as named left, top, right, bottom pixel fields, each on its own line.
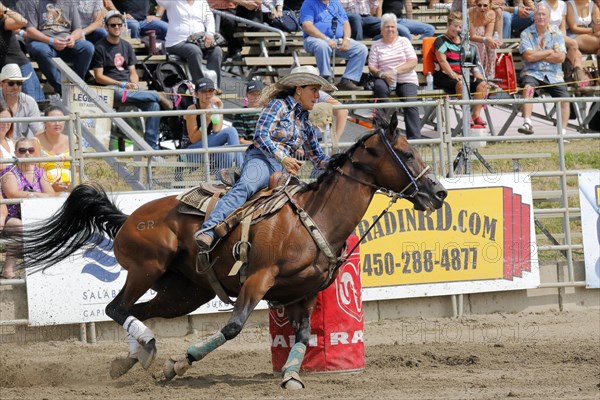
left=0, top=63, right=45, bottom=139
left=194, top=65, right=336, bottom=251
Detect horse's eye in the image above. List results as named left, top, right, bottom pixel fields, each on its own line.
left=401, top=150, right=414, bottom=160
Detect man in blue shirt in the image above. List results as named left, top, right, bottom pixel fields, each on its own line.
left=517, top=3, right=569, bottom=136
left=300, top=0, right=368, bottom=91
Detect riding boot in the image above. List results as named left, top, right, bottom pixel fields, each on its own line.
left=195, top=230, right=214, bottom=250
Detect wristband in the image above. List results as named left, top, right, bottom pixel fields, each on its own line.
left=514, top=6, right=518, bottom=16
left=378, top=71, right=384, bottom=78
left=49, top=37, right=54, bottom=46
left=324, top=36, right=330, bottom=41
left=19, top=29, right=25, bottom=38
left=120, top=81, right=127, bottom=88
left=482, top=37, right=487, bottom=44
left=81, top=32, right=86, bottom=40
left=280, top=155, right=287, bottom=163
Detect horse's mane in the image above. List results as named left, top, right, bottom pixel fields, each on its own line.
left=300, top=129, right=389, bottom=192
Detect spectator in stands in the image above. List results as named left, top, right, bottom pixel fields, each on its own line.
left=194, top=65, right=334, bottom=250
left=0, top=64, right=44, bottom=139
left=542, top=0, right=590, bottom=88
left=181, top=77, right=243, bottom=170
left=35, top=105, right=73, bottom=192
left=262, top=0, right=284, bottom=22
left=381, top=0, right=436, bottom=39
left=232, top=80, right=264, bottom=145
left=207, top=0, right=263, bottom=61
left=0, top=137, right=55, bottom=279
left=19, top=0, right=95, bottom=96
left=342, top=0, right=393, bottom=40
left=500, top=0, right=534, bottom=39
left=433, top=11, right=489, bottom=126
left=300, top=0, right=369, bottom=90
left=566, top=0, right=600, bottom=56
left=110, top=0, right=168, bottom=40
left=158, top=0, right=223, bottom=88
left=518, top=2, right=570, bottom=135
left=0, top=103, right=13, bottom=236
left=92, top=10, right=173, bottom=150
left=77, top=0, right=108, bottom=44
left=469, top=0, right=500, bottom=79
left=0, top=3, right=45, bottom=102
left=368, top=13, right=421, bottom=139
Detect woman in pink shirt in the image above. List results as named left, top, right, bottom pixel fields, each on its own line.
left=368, top=13, right=422, bottom=139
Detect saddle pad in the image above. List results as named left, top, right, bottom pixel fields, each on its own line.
left=176, top=183, right=228, bottom=214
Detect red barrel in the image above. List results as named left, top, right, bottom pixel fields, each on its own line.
left=269, top=235, right=364, bottom=373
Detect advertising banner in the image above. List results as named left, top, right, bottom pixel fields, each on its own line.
left=358, top=174, right=539, bottom=301
left=578, top=170, right=600, bottom=288
left=22, top=191, right=263, bottom=326
left=67, top=85, right=114, bottom=148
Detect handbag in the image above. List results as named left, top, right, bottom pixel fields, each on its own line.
left=268, top=8, right=301, bottom=33
left=186, top=32, right=228, bottom=50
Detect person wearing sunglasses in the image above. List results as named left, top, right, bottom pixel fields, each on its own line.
left=469, top=0, right=500, bottom=81
left=92, top=10, right=173, bottom=150
left=0, top=64, right=45, bottom=140
left=0, top=137, right=55, bottom=279
left=0, top=102, right=14, bottom=237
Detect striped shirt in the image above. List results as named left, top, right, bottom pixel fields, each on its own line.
left=340, top=0, right=379, bottom=16
left=368, top=36, right=419, bottom=85
left=433, top=34, right=461, bottom=74
left=254, top=96, right=329, bottom=169
left=231, top=107, right=260, bottom=141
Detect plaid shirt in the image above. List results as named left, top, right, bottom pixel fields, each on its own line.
left=519, top=24, right=566, bottom=84
left=340, top=0, right=379, bottom=16
left=254, top=96, right=329, bottom=168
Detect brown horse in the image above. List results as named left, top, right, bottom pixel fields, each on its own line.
left=8, top=115, right=447, bottom=389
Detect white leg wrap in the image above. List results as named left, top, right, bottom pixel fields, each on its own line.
left=127, top=334, right=140, bottom=359
left=123, top=316, right=155, bottom=344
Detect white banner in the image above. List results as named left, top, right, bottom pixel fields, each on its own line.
left=578, top=170, right=600, bottom=289
left=23, top=190, right=267, bottom=326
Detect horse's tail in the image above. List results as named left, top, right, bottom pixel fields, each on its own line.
left=4, top=183, right=128, bottom=274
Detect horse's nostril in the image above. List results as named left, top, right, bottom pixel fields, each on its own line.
left=437, top=190, right=448, bottom=200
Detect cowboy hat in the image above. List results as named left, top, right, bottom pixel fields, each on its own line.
left=258, top=65, right=337, bottom=106
left=0, top=64, right=32, bottom=82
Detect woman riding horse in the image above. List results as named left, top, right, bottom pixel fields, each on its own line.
left=194, top=65, right=336, bottom=251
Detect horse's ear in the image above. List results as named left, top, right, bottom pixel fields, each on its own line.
left=385, top=112, right=399, bottom=139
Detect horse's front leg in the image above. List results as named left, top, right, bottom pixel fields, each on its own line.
left=163, top=270, right=276, bottom=380
left=280, top=296, right=317, bottom=390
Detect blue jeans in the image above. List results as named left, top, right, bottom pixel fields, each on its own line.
left=201, top=146, right=282, bottom=236
left=125, top=18, right=168, bottom=40
left=186, top=126, right=244, bottom=169
left=85, top=28, right=108, bottom=44
left=347, top=13, right=411, bottom=40
left=19, top=63, right=44, bottom=102
left=304, top=37, right=368, bottom=82
left=398, top=18, right=435, bottom=39
left=502, top=11, right=533, bottom=38
left=27, top=39, right=94, bottom=94
left=111, top=87, right=161, bottom=149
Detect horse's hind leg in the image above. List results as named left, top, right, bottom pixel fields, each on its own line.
left=109, top=270, right=215, bottom=378
left=279, top=297, right=317, bottom=390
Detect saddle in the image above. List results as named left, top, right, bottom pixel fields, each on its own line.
left=176, top=171, right=301, bottom=236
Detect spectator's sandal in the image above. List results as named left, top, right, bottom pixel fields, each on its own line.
left=518, top=122, right=534, bottom=135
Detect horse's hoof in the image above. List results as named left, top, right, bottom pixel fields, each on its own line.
left=163, top=358, right=177, bottom=381
left=163, top=356, right=191, bottom=380
left=109, top=357, right=138, bottom=379
left=281, top=371, right=305, bottom=390
left=138, top=339, right=157, bottom=370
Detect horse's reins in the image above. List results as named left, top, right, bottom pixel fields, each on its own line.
left=335, top=129, right=431, bottom=263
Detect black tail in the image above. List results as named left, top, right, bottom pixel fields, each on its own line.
left=3, top=184, right=128, bottom=274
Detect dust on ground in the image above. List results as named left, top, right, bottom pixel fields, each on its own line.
left=1, top=309, right=599, bottom=400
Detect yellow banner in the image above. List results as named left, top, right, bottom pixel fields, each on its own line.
left=356, top=186, right=527, bottom=287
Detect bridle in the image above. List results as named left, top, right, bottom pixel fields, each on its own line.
left=336, top=129, right=431, bottom=200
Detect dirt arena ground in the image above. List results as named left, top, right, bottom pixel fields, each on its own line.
left=0, top=309, right=598, bottom=400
